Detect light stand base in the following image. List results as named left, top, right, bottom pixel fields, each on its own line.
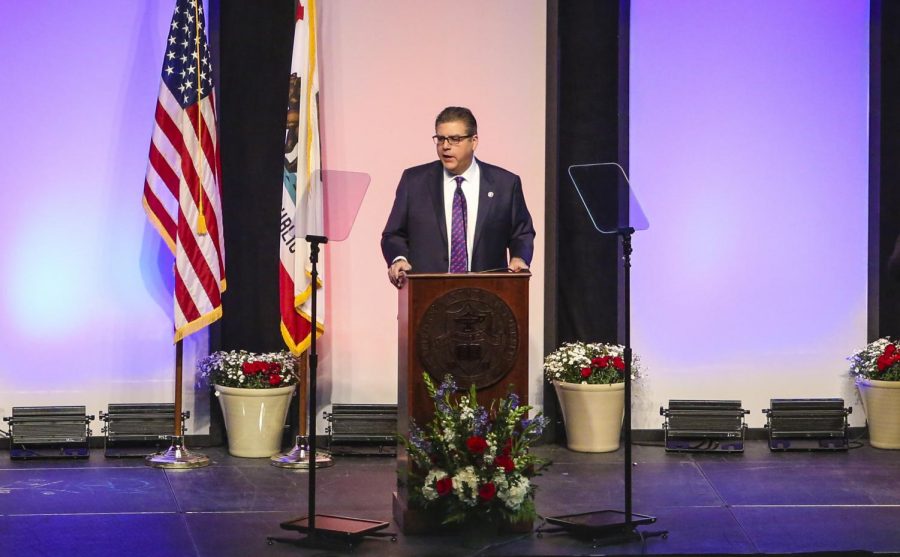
left=267, top=514, right=396, bottom=550
left=144, top=435, right=210, bottom=469
left=537, top=510, right=667, bottom=548
left=270, top=436, right=334, bottom=469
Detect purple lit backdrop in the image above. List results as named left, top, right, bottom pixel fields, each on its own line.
left=630, top=1, right=869, bottom=427
left=0, top=1, right=871, bottom=433
left=0, top=2, right=208, bottom=431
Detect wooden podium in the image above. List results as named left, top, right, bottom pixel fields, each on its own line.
left=393, top=272, right=530, bottom=534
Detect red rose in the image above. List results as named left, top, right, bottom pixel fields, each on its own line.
left=885, top=344, right=897, bottom=357
left=613, top=357, right=625, bottom=371
left=598, top=356, right=610, bottom=368
left=435, top=477, right=453, bottom=496
left=495, top=455, right=515, bottom=473
left=580, top=367, right=592, bottom=379
left=590, top=357, right=603, bottom=367
left=466, top=436, right=488, bottom=454
left=242, top=361, right=261, bottom=375
left=501, top=438, right=513, bottom=456
left=478, top=482, right=497, bottom=501
left=268, top=374, right=282, bottom=386
left=267, top=362, right=282, bottom=373
left=877, top=354, right=890, bottom=372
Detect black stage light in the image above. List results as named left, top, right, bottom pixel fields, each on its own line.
left=99, top=403, right=187, bottom=457
left=324, top=404, right=397, bottom=456
left=661, top=400, right=749, bottom=452
left=763, top=398, right=851, bottom=451
left=3, top=406, right=93, bottom=459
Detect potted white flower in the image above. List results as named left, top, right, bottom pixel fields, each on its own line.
left=197, top=350, right=299, bottom=457
left=848, top=338, right=900, bottom=449
left=543, top=341, right=641, bottom=453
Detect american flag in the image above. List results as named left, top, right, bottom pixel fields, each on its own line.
left=280, top=0, right=323, bottom=354
left=143, top=0, right=225, bottom=342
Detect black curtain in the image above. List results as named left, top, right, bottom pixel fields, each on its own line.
left=870, top=0, right=900, bottom=340
left=214, top=0, right=295, bottom=353
left=545, top=0, right=628, bottom=440
left=206, top=0, right=295, bottom=444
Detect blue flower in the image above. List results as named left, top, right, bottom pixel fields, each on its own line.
left=408, top=422, right=432, bottom=453
left=521, top=416, right=549, bottom=439
left=507, top=393, right=520, bottom=409
left=474, top=407, right=489, bottom=436
left=435, top=374, right=457, bottom=401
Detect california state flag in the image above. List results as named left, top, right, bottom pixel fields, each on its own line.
left=280, top=0, right=323, bottom=354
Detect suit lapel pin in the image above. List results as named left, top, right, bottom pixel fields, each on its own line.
left=488, top=191, right=494, bottom=198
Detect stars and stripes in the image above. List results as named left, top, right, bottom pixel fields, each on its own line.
left=280, top=0, right=323, bottom=354
left=143, top=0, right=225, bottom=342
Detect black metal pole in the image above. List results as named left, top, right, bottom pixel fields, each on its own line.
left=621, top=228, right=634, bottom=526
left=306, top=234, right=327, bottom=537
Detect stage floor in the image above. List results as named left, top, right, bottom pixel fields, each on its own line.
left=0, top=440, right=898, bottom=556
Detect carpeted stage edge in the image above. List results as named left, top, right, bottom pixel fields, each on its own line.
left=492, top=546, right=880, bottom=557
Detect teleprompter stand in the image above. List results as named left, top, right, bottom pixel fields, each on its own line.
left=537, top=163, right=667, bottom=547
left=267, top=171, right=395, bottom=550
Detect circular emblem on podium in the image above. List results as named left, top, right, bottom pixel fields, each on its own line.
left=416, top=288, right=518, bottom=390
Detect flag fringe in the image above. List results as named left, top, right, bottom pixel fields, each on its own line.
left=280, top=319, right=324, bottom=356
left=142, top=197, right=177, bottom=255
left=174, top=305, right=223, bottom=343
left=293, top=274, right=323, bottom=308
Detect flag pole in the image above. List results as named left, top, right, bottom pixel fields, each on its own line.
left=272, top=0, right=331, bottom=470
left=146, top=340, right=211, bottom=469
left=142, top=0, right=222, bottom=471
left=271, top=340, right=333, bottom=468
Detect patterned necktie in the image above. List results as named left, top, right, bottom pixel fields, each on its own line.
left=449, top=175, right=468, bottom=273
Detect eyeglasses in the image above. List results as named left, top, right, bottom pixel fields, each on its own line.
left=432, top=134, right=473, bottom=146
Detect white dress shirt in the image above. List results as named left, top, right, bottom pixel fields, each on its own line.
left=443, top=159, right=480, bottom=272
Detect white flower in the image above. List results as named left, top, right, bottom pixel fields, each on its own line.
left=497, top=475, right=530, bottom=510
left=484, top=437, right=497, bottom=464
left=197, top=350, right=298, bottom=389
left=441, top=427, right=455, bottom=443
left=460, top=405, right=474, bottom=422
left=422, top=469, right=447, bottom=501
left=452, top=466, right=479, bottom=506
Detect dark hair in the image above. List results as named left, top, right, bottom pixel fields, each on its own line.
left=435, top=106, right=478, bottom=136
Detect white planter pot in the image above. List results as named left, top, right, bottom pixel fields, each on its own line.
left=214, top=384, right=294, bottom=457
left=553, top=381, right=625, bottom=453
left=857, top=378, right=900, bottom=450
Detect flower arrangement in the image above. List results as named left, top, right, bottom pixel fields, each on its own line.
left=403, top=373, right=550, bottom=526
left=543, top=341, right=640, bottom=385
left=848, top=338, right=900, bottom=382
left=197, top=350, right=299, bottom=389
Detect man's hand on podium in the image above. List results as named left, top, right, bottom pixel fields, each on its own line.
left=389, top=259, right=412, bottom=289
left=508, top=257, right=529, bottom=272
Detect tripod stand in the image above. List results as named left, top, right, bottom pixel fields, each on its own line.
left=538, top=163, right=667, bottom=547
left=266, top=169, right=393, bottom=549
left=267, top=235, right=396, bottom=550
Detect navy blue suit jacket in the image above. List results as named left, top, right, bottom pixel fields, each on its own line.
left=381, top=160, right=535, bottom=273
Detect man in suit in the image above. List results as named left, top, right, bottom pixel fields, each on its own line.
left=381, top=107, right=536, bottom=288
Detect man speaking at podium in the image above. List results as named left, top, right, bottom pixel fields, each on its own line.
left=381, top=107, right=536, bottom=289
